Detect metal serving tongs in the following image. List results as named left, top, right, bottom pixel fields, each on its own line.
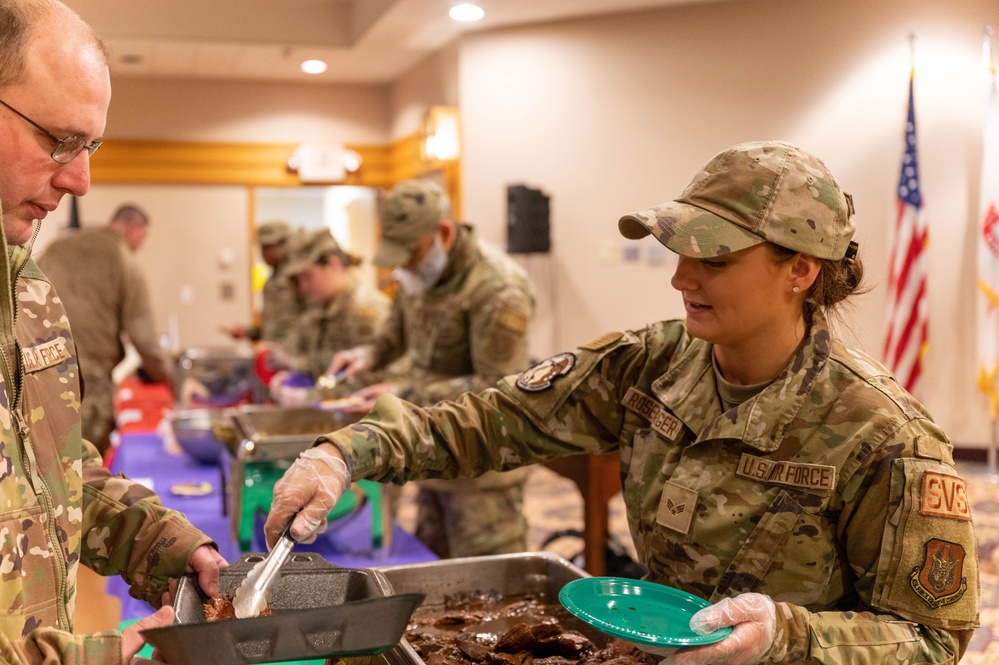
left=232, top=520, right=296, bottom=619
left=315, top=368, right=347, bottom=399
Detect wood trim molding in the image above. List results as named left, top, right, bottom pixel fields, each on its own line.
left=89, top=134, right=460, bottom=216
left=89, top=140, right=394, bottom=188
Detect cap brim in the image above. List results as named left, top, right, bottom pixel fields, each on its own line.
left=618, top=201, right=763, bottom=258
left=281, top=259, right=310, bottom=277
left=373, top=238, right=415, bottom=268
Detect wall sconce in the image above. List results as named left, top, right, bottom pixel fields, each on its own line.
left=422, top=106, right=461, bottom=162
left=287, top=144, right=362, bottom=183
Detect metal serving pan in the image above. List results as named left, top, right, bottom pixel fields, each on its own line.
left=175, top=346, right=263, bottom=408
left=141, top=552, right=422, bottom=665
left=231, top=405, right=357, bottom=461
left=370, top=551, right=591, bottom=665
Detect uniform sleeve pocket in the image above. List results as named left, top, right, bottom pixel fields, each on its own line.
left=812, top=619, right=919, bottom=648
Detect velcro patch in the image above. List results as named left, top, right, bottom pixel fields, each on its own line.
left=495, top=306, right=528, bottom=334
left=909, top=539, right=967, bottom=609
left=736, top=453, right=836, bottom=491
left=656, top=481, right=698, bottom=535
left=919, top=472, right=971, bottom=521
left=516, top=352, right=575, bottom=392
left=21, top=338, right=70, bottom=373
left=579, top=331, right=623, bottom=351
left=621, top=387, right=683, bottom=442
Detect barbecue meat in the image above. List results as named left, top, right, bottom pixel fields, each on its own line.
left=406, top=593, right=656, bottom=665
left=203, top=593, right=271, bottom=621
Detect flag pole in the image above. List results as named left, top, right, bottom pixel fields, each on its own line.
left=985, top=25, right=997, bottom=484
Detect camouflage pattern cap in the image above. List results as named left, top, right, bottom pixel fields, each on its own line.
left=284, top=228, right=343, bottom=276
left=618, top=141, right=856, bottom=260
left=374, top=179, right=450, bottom=268
left=258, top=220, right=291, bottom=246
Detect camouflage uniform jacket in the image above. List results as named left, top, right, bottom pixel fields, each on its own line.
left=325, top=314, right=979, bottom=664
left=251, top=261, right=305, bottom=346
left=356, top=224, right=535, bottom=492
left=0, top=222, right=213, bottom=664
left=284, top=277, right=389, bottom=379
left=361, top=224, right=536, bottom=406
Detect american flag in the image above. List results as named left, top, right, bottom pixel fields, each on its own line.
left=977, top=53, right=999, bottom=415
left=884, top=71, right=929, bottom=396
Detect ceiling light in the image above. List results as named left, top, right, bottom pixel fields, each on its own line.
left=300, top=59, right=328, bottom=75
left=449, top=3, right=484, bottom=22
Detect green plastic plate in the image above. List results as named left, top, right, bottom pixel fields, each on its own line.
left=558, top=577, right=733, bottom=648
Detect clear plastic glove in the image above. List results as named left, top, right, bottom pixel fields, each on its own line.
left=328, top=346, right=374, bottom=379
left=264, top=445, right=351, bottom=548
left=268, top=370, right=290, bottom=402
left=349, top=382, right=399, bottom=412
left=668, top=593, right=776, bottom=665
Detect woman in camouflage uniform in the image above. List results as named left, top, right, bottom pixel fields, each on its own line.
left=266, top=141, right=979, bottom=665
left=265, top=228, right=389, bottom=389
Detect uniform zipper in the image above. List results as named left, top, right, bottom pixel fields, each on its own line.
left=6, top=223, right=73, bottom=630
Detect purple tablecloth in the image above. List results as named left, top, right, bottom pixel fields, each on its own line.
left=105, top=432, right=436, bottom=621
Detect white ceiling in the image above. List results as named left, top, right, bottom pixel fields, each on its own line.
left=63, top=0, right=724, bottom=85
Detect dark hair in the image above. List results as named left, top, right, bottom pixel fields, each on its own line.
left=0, top=1, right=108, bottom=88
left=766, top=242, right=866, bottom=328
left=111, top=203, right=150, bottom=226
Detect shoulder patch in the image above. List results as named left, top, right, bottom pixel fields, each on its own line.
left=516, top=352, right=575, bottom=392
left=920, top=472, right=971, bottom=521
left=579, top=331, right=624, bottom=351
left=909, top=539, right=968, bottom=609
left=495, top=305, right=528, bottom=334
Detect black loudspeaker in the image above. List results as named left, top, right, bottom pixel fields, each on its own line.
left=507, top=184, right=550, bottom=254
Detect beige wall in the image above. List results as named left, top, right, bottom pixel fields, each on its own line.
left=37, top=185, right=252, bottom=352
left=458, top=0, right=999, bottom=446
left=105, top=78, right=391, bottom=143
left=389, top=42, right=461, bottom=141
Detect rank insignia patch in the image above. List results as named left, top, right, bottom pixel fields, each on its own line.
left=909, top=538, right=967, bottom=609
left=516, top=352, right=576, bottom=392
left=656, top=481, right=698, bottom=535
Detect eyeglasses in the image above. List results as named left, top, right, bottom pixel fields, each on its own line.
left=0, top=99, right=102, bottom=164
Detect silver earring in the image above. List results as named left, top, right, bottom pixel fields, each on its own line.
left=792, top=286, right=800, bottom=293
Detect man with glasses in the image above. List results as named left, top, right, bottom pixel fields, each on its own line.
left=0, top=1, right=226, bottom=663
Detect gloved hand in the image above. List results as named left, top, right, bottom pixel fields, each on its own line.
left=264, top=445, right=351, bottom=548
left=328, top=346, right=374, bottom=379
left=668, top=593, right=776, bottom=665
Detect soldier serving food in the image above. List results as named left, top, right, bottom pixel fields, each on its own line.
left=266, top=141, right=979, bottom=665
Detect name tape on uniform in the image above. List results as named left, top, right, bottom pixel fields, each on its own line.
left=920, top=472, right=971, bottom=522
left=622, top=387, right=683, bottom=442
left=736, top=453, right=836, bottom=492
left=22, top=338, right=70, bottom=373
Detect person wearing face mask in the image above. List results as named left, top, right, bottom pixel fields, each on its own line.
left=326, top=179, right=537, bottom=559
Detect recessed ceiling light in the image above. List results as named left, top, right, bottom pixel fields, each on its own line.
left=301, top=59, right=328, bottom=75
left=449, top=3, right=484, bottom=22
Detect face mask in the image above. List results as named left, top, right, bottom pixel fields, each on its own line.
left=394, top=236, right=448, bottom=294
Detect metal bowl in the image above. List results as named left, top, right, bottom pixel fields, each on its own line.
left=169, top=409, right=230, bottom=465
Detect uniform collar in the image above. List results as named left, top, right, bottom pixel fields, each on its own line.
left=433, top=223, right=477, bottom=291
left=652, top=312, right=832, bottom=452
